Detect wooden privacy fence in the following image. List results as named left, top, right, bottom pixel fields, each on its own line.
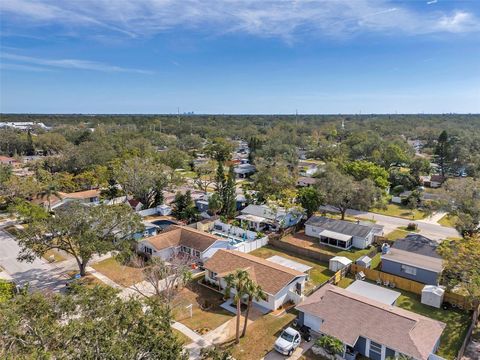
left=268, top=237, right=337, bottom=263
left=305, top=265, right=350, bottom=297
left=350, top=264, right=474, bottom=310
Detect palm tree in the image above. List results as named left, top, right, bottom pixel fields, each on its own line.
left=224, top=269, right=250, bottom=344
left=37, top=179, right=62, bottom=212
left=241, top=280, right=266, bottom=338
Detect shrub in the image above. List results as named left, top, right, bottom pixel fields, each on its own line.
left=406, top=222, right=418, bottom=231
left=315, top=335, right=344, bottom=355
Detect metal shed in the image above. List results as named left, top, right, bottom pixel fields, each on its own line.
left=329, top=256, right=352, bottom=272
left=356, top=255, right=372, bottom=268
left=421, top=285, right=445, bottom=308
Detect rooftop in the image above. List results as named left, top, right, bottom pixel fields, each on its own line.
left=144, top=225, right=220, bottom=252
left=305, top=216, right=375, bottom=238
left=381, top=248, right=444, bottom=273
left=392, top=234, right=441, bottom=259
left=296, top=284, right=446, bottom=360
left=346, top=280, right=401, bottom=305
left=204, top=249, right=305, bottom=295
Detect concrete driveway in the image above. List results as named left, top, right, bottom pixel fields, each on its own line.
left=262, top=337, right=316, bottom=360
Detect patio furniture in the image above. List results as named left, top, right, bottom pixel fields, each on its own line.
left=376, top=278, right=382, bottom=285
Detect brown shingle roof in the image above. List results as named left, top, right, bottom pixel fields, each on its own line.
left=145, top=225, right=219, bottom=252
left=296, top=284, right=445, bottom=360
left=204, top=250, right=305, bottom=295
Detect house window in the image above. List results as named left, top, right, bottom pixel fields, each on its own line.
left=144, top=246, right=153, bottom=255
left=194, top=250, right=200, bottom=257
left=369, top=341, right=382, bottom=357
left=401, top=264, right=417, bottom=275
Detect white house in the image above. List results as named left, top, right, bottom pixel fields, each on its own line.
left=236, top=204, right=303, bottom=232
left=305, top=216, right=382, bottom=250
left=204, top=250, right=307, bottom=311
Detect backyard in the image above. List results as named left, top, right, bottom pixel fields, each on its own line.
left=279, top=231, right=378, bottom=261
left=249, top=245, right=334, bottom=292
left=91, top=257, right=145, bottom=287
left=171, top=280, right=233, bottom=333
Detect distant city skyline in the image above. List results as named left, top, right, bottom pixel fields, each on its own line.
left=1, top=0, right=479, bottom=114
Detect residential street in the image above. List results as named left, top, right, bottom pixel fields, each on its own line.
left=320, top=206, right=460, bottom=241
left=0, top=229, right=75, bottom=292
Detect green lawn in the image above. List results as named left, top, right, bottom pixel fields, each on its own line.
left=385, top=228, right=411, bottom=240
left=371, top=203, right=426, bottom=220
left=250, top=245, right=334, bottom=291
left=438, top=214, right=458, bottom=228
left=370, top=253, right=381, bottom=269
left=395, top=291, right=471, bottom=360
left=0, top=280, right=14, bottom=302
left=173, top=329, right=192, bottom=345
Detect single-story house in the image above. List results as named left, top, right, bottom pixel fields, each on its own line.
left=381, top=235, right=443, bottom=285
left=0, top=155, right=19, bottom=166
left=35, top=189, right=101, bottom=210
left=419, top=174, right=445, bottom=188
left=296, top=284, right=446, bottom=360
left=204, top=249, right=307, bottom=311
left=137, top=225, right=229, bottom=262
left=297, top=176, right=318, bottom=187
left=236, top=204, right=303, bottom=232
left=234, top=163, right=256, bottom=179
left=305, top=216, right=382, bottom=250
left=128, top=199, right=144, bottom=212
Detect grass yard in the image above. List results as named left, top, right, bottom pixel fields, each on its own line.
left=91, top=257, right=145, bottom=287
left=229, top=311, right=297, bottom=360
left=438, top=214, right=458, bottom=228
left=322, top=211, right=376, bottom=224
left=0, top=280, right=15, bottom=302
left=280, top=231, right=377, bottom=262
left=395, top=290, right=471, bottom=360
left=42, top=249, right=67, bottom=263
left=173, top=329, right=192, bottom=345
left=385, top=228, right=411, bottom=240
left=172, top=280, right=233, bottom=333
left=371, top=203, right=426, bottom=220
left=370, top=253, right=382, bottom=269
left=249, top=245, right=334, bottom=292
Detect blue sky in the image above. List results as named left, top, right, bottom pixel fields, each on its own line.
left=1, top=0, right=479, bottom=114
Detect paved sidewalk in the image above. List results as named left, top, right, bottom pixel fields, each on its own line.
left=418, top=211, right=447, bottom=225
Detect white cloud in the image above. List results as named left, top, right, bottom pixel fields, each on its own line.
left=1, top=0, right=479, bottom=41
left=437, top=11, right=478, bottom=33
left=1, top=53, right=153, bottom=74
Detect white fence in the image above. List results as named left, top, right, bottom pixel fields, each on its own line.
left=138, top=208, right=158, bottom=217
left=213, top=220, right=258, bottom=240
left=231, top=236, right=269, bottom=253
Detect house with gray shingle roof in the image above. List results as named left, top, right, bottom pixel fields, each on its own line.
left=305, top=216, right=382, bottom=250
left=296, top=284, right=446, bottom=360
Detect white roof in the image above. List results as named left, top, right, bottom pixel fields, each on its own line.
left=319, top=229, right=352, bottom=242
left=266, top=255, right=313, bottom=273
left=422, top=285, right=445, bottom=296
left=236, top=213, right=271, bottom=224
left=346, top=280, right=401, bottom=305
left=330, top=256, right=352, bottom=266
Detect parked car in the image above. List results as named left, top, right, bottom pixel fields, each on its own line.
left=274, top=327, right=302, bottom=356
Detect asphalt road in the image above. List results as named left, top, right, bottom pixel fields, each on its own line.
left=320, top=206, right=460, bottom=241
left=0, top=229, right=71, bottom=291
